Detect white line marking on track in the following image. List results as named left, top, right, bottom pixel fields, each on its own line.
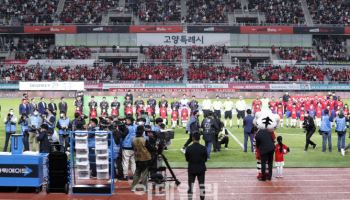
left=226, top=128, right=244, bottom=149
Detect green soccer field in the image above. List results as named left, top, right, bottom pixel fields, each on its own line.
left=1, top=97, right=349, bottom=168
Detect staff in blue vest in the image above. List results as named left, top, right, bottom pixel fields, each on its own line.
left=320, top=109, right=333, bottom=152
left=3, top=109, right=17, bottom=152
left=335, top=111, right=346, bottom=156
left=56, top=112, right=71, bottom=149
left=28, top=109, right=43, bottom=152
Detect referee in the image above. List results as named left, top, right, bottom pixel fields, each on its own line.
left=235, top=96, right=247, bottom=128
left=224, top=97, right=234, bottom=128
left=212, top=95, right=223, bottom=119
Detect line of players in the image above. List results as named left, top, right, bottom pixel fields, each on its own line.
left=251, top=93, right=348, bottom=129
left=82, top=92, right=348, bottom=130
left=84, top=94, right=199, bottom=128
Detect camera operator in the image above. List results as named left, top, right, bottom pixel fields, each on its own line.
left=121, top=117, right=137, bottom=180
left=56, top=112, right=71, bottom=149
left=3, top=109, right=17, bottom=152
left=113, top=117, right=129, bottom=179
left=201, top=111, right=220, bottom=159
left=131, top=125, right=152, bottom=192
left=28, top=109, right=43, bottom=152
left=19, top=114, right=29, bottom=151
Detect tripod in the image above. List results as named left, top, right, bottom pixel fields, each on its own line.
left=159, top=153, right=181, bottom=186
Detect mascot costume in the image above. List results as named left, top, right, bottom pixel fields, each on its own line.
left=253, top=109, right=280, bottom=180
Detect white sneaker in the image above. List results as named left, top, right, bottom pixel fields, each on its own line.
left=341, top=149, right=345, bottom=156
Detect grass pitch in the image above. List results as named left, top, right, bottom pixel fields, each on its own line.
left=0, top=97, right=349, bottom=168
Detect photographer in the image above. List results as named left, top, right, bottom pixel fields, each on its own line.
left=131, top=126, right=152, bottom=192
left=201, top=111, right=220, bottom=159
left=72, top=112, right=87, bottom=131
left=3, top=109, right=17, bottom=152
left=43, top=109, right=56, bottom=135
left=28, top=109, right=43, bottom=152
left=303, top=111, right=317, bottom=151
left=121, top=117, right=137, bottom=180
left=37, top=124, right=50, bottom=153
left=56, top=112, right=71, bottom=149
left=19, top=114, right=29, bottom=151
left=335, top=111, right=346, bottom=156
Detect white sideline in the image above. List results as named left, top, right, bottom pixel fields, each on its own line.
left=226, top=128, right=244, bottom=150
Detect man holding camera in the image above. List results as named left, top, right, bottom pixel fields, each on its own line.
left=3, top=109, right=17, bottom=152
left=201, top=111, right=220, bottom=159
left=28, top=109, right=43, bottom=152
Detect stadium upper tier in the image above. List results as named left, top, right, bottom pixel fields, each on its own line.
left=0, top=0, right=349, bottom=25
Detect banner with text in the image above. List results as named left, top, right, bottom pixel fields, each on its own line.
left=137, top=33, right=230, bottom=46
left=19, top=82, right=84, bottom=91
left=310, top=84, right=350, bottom=91
left=26, top=59, right=95, bottom=67
left=272, top=60, right=298, bottom=66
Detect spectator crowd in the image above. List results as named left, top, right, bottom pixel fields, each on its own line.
left=307, top=0, right=350, bottom=25
left=314, top=36, right=349, bottom=62
left=276, top=47, right=317, bottom=62
left=248, top=0, right=305, bottom=24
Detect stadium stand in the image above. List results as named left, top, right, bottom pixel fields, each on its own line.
left=188, top=64, right=255, bottom=82
left=60, top=0, right=117, bottom=24
left=185, top=0, right=241, bottom=23
left=313, top=36, right=349, bottom=62
left=0, top=0, right=59, bottom=24
left=248, top=0, right=305, bottom=24
left=115, top=63, right=183, bottom=81
left=276, top=47, right=317, bottom=61
left=307, top=0, right=350, bottom=24
left=136, top=0, right=181, bottom=23
left=143, top=46, right=182, bottom=62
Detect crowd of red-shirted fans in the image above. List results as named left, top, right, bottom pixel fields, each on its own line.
left=188, top=64, right=255, bottom=82
left=0, top=65, right=113, bottom=81
left=257, top=65, right=350, bottom=82
left=143, top=46, right=182, bottom=62
left=248, top=0, right=305, bottom=24
left=314, top=36, right=349, bottom=62
left=185, top=0, right=240, bottom=23
left=307, top=0, right=350, bottom=24
left=136, top=0, right=181, bottom=22
left=0, top=63, right=349, bottom=82
left=0, top=0, right=58, bottom=24
left=276, top=47, right=317, bottom=61
left=59, top=0, right=117, bottom=24
left=187, top=46, right=227, bottom=62
left=115, top=63, right=183, bottom=81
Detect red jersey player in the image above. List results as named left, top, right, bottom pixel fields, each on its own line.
left=171, top=107, right=178, bottom=128
left=181, top=106, right=189, bottom=128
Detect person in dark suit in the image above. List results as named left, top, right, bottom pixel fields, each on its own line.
left=255, top=129, right=275, bottom=181
left=185, top=133, right=207, bottom=200
left=48, top=98, right=58, bottom=116
left=38, top=97, right=47, bottom=115
left=58, top=97, right=68, bottom=114
left=19, top=98, right=29, bottom=116
left=243, top=109, right=255, bottom=152
left=28, top=98, right=37, bottom=115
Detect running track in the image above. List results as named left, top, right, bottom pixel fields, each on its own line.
left=0, top=168, right=349, bottom=200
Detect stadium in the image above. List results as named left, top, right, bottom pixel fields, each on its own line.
left=0, top=0, right=350, bottom=199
